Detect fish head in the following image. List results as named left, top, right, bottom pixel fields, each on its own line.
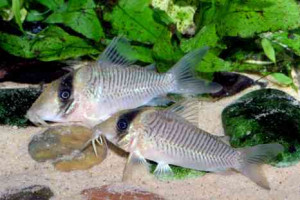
left=26, top=71, right=78, bottom=126
left=92, top=108, right=145, bottom=149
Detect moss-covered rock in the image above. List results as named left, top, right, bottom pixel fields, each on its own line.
left=222, top=88, right=300, bottom=167
left=0, top=88, right=41, bottom=127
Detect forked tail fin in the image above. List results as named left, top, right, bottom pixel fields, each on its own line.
left=236, top=143, right=284, bottom=189
left=169, top=47, right=222, bottom=95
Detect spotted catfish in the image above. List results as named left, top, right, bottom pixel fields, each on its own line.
left=91, top=99, right=283, bottom=189
left=26, top=37, right=221, bottom=127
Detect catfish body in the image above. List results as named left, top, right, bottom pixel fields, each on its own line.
left=92, top=100, right=284, bottom=189
left=26, top=37, right=221, bottom=127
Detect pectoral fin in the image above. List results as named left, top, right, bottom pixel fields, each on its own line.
left=122, top=151, right=149, bottom=182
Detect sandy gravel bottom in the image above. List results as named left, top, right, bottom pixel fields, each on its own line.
left=1, top=78, right=300, bottom=200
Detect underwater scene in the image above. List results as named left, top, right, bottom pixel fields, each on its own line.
left=1, top=0, right=300, bottom=199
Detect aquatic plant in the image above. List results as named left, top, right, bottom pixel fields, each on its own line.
left=0, top=0, right=300, bottom=84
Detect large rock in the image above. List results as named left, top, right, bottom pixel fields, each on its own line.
left=222, top=88, right=300, bottom=167
left=0, top=88, right=41, bottom=126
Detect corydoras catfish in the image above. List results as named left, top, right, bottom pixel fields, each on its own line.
left=91, top=99, right=284, bottom=189
left=26, top=37, right=221, bottom=127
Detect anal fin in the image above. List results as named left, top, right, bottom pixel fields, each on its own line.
left=154, top=162, right=173, bottom=178
left=239, top=164, right=270, bottom=190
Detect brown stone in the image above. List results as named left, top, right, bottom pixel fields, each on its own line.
left=81, top=183, right=165, bottom=200
left=28, top=125, right=107, bottom=172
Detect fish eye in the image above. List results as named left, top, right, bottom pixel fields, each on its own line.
left=117, top=119, right=128, bottom=131
left=60, top=89, right=71, bottom=100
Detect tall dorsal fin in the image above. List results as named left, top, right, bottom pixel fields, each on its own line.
left=166, top=98, right=200, bottom=127
left=98, top=37, right=137, bottom=67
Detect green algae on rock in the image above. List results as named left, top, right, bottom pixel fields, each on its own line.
left=0, top=88, right=41, bottom=127
left=28, top=125, right=107, bottom=172
left=222, top=89, right=300, bottom=167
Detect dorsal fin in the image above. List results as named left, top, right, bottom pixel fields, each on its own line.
left=218, top=136, right=230, bottom=145
left=145, top=63, right=157, bottom=71
left=166, top=98, right=200, bottom=126
left=98, top=37, right=136, bottom=67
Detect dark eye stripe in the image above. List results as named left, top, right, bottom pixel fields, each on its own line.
left=58, top=72, right=74, bottom=115
left=59, top=72, right=73, bottom=101
left=116, top=109, right=141, bottom=135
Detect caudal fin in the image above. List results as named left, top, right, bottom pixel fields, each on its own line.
left=236, top=143, right=284, bottom=189
left=169, top=47, right=222, bottom=95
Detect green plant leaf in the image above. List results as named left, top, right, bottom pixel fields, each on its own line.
left=151, top=0, right=197, bottom=34
left=131, top=45, right=154, bottom=63
left=180, top=24, right=220, bottom=53
left=261, top=38, right=276, bottom=63
left=271, top=73, right=293, bottom=85
left=0, top=0, right=9, bottom=8
left=153, top=30, right=183, bottom=62
left=0, top=26, right=99, bottom=61
left=45, top=0, right=104, bottom=41
left=26, top=10, right=45, bottom=22
left=198, top=51, right=232, bottom=73
left=35, top=0, right=64, bottom=11
left=152, top=8, right=174, bottom=26
left=0, top=33, right=35, bottom=58
left=216, top=0, right=300, bottom=38
left=12, top=0, right=23, bottom=31
left=261, top=30, right=300, bottom=56
left=152, top=29, right=184, bottom=72
left=197, top=51, right=269, bottom=73
left=103, top=0, right=166, bottom=43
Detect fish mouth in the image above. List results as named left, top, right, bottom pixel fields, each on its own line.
left=25, top=110, right=82, bottom=127
left=25, top=111, right=49, bottom=127
left=81, top=130, right=107, bottom=157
